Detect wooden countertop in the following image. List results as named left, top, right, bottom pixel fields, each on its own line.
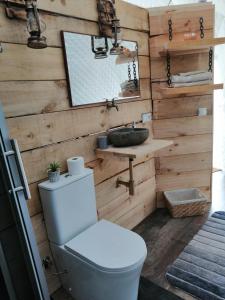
left=96, top=139, right=174, bottom=159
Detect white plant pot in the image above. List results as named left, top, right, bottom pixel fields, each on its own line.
left=48, top=170, right=60, bottom=182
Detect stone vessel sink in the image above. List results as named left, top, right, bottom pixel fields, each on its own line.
left=108, top=128, right=149, bottom=147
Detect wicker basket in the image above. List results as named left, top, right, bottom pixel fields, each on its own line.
left=164, top=188, right=208, bottom=218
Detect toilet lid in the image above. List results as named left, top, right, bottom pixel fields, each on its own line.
left=65, top=220, right=147, bottom=272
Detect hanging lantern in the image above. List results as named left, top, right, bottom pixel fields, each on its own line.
left=91, top=36, right=109, bottom=59
left=25, top=0, right=47, bottom=49
left=96, top=0, right=122, bottom=55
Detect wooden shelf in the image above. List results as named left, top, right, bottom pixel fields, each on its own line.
left=159, top=83, right=224, bottom=97
left=96, top=139, right=174, bottom=160
left=159, top=37, right=225, bottom=56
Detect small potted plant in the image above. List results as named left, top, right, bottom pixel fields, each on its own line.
left=47, top=161, right=61, bottom=183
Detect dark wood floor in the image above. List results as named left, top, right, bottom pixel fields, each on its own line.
left=134, top=209, right=208, bottom=300
left=52, top=172, right=225, bottom=300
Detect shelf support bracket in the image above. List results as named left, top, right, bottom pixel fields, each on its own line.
left=116, top=158, right=135, bottom=196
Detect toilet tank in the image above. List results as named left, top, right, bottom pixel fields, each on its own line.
left=38, top=169, right=97, bottom=245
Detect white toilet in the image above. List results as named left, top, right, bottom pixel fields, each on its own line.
left=39, top=168, right=147, bottom=300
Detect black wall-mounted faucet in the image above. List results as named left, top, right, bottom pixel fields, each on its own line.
left=106, top=98, right=119, bottom=111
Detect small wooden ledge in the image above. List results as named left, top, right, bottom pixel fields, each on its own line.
left=159, top=83, right=224, bottom=97
left=159, top=37, right=225, bottom=56
left=96, top=139, right=173, bottom=196
left=96, top=139, right=174, bottom=160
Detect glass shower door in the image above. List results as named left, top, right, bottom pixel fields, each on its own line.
left=0, top=103, right=50, bottom=300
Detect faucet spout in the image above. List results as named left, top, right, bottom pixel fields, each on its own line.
left=106, top=98, right=119, bottom=111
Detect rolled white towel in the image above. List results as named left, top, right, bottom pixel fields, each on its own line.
left=171, top=71, right=212, bottom=84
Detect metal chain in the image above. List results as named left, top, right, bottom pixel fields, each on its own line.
left=128, top=63, right=131, bottom=81
left=208, top=47, right=213, bottom=72
left=166, top=51, right=171, bottom=86
left=168, top=18, right=173, bottom=41
left=132, top=57, right=138, bottom=87
left=199, top=17, right=205, bottom=39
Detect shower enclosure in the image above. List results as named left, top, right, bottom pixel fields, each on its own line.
left=0, top=103, right=50, bottom=300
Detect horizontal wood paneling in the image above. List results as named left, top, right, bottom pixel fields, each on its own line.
left=0, top=43, right=65, bottom=81
left=156, top=169, right=211, bottom=192
left=148, top=3, right=214, bottom=36
left=99, top=177, right=156, bottom=223
left=156, top=134, right=213, bottom=157
left=156, top=152, right=212, bottom=175
left=1, top=0, right=149, bottom=31
left=96, top=159, right=155, bottom=210
left=153, top=116, right=212, bottom=139
left=8, top=99, right=151, bottom=151
left=116, top=178, right=156, bottom=229
left=38, top=0, right=149, bottom=32
left=150, top=30, right=213, bottom=58
left=97, top=163, right=155, bottom=220
left=153, top=95, right=212, bottom=119
left=22, top=134, right=96, bottom=184
left=0, top=6, right=149, bottom=55
left=1, top=78, right=151, bottom=118
left=1, top=80, right=69, bottom=117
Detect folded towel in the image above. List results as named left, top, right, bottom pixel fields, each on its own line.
left=179, top=70, right=210, bottom=76
left=172, top=79, right=212, bottom=88
left=171, top=71, right=212, bottom=84
left=121, top=80, right=138, bottom=90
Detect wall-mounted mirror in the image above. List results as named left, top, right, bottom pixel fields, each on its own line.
left=62, top=31, right=140, bottom=107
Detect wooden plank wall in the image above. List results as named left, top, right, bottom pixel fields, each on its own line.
left=0, top=0, right=155, bottom=293
left=149, top=3, right=214, bottom=206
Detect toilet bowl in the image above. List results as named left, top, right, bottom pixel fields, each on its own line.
left=39, top=168, right=147, bottom=300
left=51, top=220, right=147, bottom=300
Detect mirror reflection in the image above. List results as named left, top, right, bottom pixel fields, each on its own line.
left=62, top=32, right=140, bottom=107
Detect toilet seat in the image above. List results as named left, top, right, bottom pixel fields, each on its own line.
left=65, top=220, right=147, bottom=273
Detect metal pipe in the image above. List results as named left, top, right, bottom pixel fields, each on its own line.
left=116, top=158, right=135, bottom=196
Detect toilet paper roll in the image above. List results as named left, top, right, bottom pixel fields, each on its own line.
left=67, top=157, right=85, bottom=176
